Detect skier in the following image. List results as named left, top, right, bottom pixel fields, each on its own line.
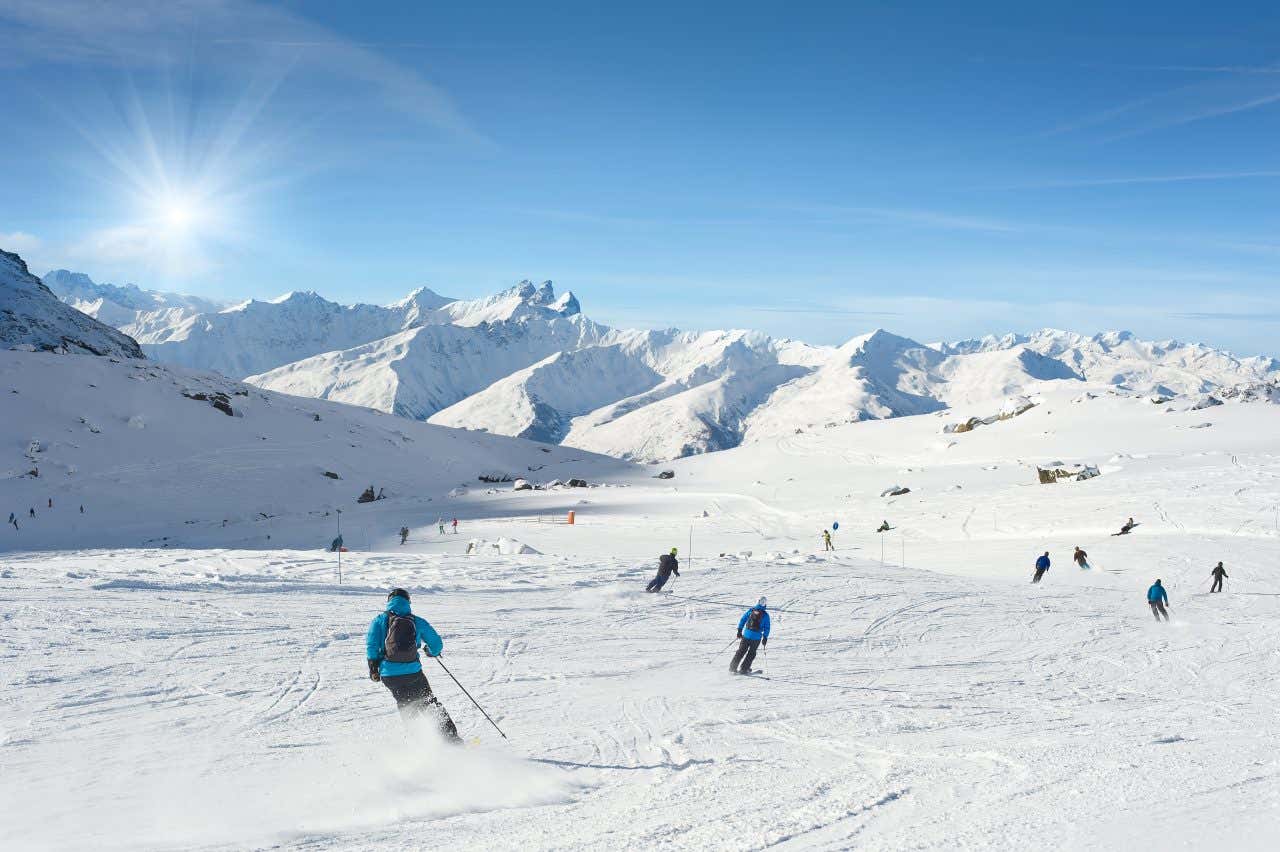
left=876, top=520, right=891, bottom=533
left=1032, top=551, right=1050, bottom=583
left=8, top=512, right=17, bottom=530
left=47, top=498, right=52, bottom=509
left=452, top=518, right=458, bottom=534
left=399, top=526, right=410, bottom=546
left=1147, top=579, right=1169, bottom=621
left=822, top=529, right=834, bottom=551
left=330, top=533, right=344, bottom=552
left=437, top=518, right=445, bottom=535
left=79, top=505, right=84, bottom=514
left=730, top=597, right=770, bottom=675
left=1114, top=517, right=1136, bottom=536
left=28, top=507, right=35, bottom=519
left=1073, top=546, right=1090, bottom=570
left=645, top=548, right=680, bottom=592
left=365, top=588, right=460, bottom=741
left=1210, top=561, right=1228, bottom=593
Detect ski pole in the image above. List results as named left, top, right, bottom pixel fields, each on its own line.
left=434, top=656, right=508, bottom=740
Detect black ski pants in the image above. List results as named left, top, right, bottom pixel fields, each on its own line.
left=646, top=570, right=672, bottom=592
left=730, top=637, right=760, bottom=673
left=1211, top=575, right=1224, bottom=593
left=1149, top=601, right=1169, bottom=621
left=381, top=670, right=460, bottom=740
left=1032, top=569, right=1046, bottom=584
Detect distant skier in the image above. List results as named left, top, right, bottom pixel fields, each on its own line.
left=330, top=534, right=344, bottom=552
left=28, top=507, right=35, bottom=519
left=822, top=530, right=834, bottom=551
left=399, top=526, right=410, bottom=546
left=47, top=498, right=52, bottom=509
left=8, top=512, right=17, bottom=530
left=1032, top=551, right=1050, bottom=583
left=437, top=518, right=445, bottom=535
left=1114, top=517, right=1136, bottom=536
left=452, top=518, right=458, bottom=534
left=1073, top=546, right=1090, bottom=570
left=730, top=597, right=771, bottom=675
left=1147, top=579, right=1169, bottom=621
left=646, top=548, right=680, bottom=592
left=1210, top=562, right=1228, bottom=593
left=876, top=520, right=891, bottom=533
left=365, top=588, right=460, bottom=741
left=79, top=505, right=84, bottom=514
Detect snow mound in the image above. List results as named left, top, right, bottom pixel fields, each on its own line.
left=466, top=537, right=541, bottom=555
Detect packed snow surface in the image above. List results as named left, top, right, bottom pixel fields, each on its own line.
left=4, top=370, right=1280, bottom=849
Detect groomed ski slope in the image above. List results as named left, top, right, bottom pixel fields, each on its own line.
left=3, top=383, right=1280, bottom=850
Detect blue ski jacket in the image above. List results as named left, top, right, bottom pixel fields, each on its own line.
left=1147, top=583, right=1168, bottom=604
left=365, top=595, right=444, bottom=677
left=1035, top=554, right=1050, bottom=570
left=738, top=606, right=771, bottom=642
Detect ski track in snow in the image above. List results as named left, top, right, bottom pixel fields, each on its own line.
left=5, top=383, right=1280, bottom=849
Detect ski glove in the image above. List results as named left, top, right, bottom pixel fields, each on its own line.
left=736, top=630, right=743, bottom=639
left=367, top=659, right=381, bottom=681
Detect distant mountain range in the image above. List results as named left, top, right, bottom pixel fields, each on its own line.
left=7, top=249, right=1279, bottom=462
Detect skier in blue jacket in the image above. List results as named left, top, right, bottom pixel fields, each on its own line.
left=1147, top=579, right=1169, bottom=622
left=730, top=597, right=771, bottom=674
left=365, top=588, right=460, bottom=740
left=1032, top=552, right=1050, bottom=584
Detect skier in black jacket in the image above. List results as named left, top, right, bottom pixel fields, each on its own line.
left=646, top=548, right=680, bottom=592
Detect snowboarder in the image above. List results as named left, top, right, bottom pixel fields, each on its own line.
left=1032, top=551, right=1050, bottom=583
left=1114, top=517, right=1136, bottom=536
left=399, top=526, right=410, bottom=546
left=1147, top=579, right=1169, bottom=621
left=876, top=520, right=891, bottom=533
left=365, top=588, right=460, bottom=741
left=451, top=518, right=458, bottom=534
left=646, top=548, right=680, bottom=592
left=822, top=530, right=834, bottom=551
left=1210, top=562, right=1228, bottom=593
left=1073, top=546, right=1090, bottom=570
left=330, top=534, right=344, bottom=552
left=730, top=597, right=770, bottom=675
left=437, top=518, right=445, bottom=535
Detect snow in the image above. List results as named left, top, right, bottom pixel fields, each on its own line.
left=4, top=372, right=1280, bottom=848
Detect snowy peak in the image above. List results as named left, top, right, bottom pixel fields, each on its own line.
left=43, top=269, right=225, bottom=316
left=1, top=250, right=144, bottom=359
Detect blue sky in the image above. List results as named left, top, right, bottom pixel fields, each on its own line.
left=2, top=0, right=1280, bottom=354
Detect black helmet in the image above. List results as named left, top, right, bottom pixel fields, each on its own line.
left=388, top=587, right=410, bottom=602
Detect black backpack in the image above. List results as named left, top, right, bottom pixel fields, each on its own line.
left=744, top=607, right=764, bottom=633
left=383, top=612, right=419, bottom=663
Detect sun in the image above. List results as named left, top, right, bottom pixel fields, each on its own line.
left=164, top=201, right=195, bottom=231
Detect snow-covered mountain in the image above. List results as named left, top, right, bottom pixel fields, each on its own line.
left=38, top=258, right=1280, bottom=462
left=0, top=347, right=631, bottom=551
left=42, top=269, right=226, bottom=326
left=1, top=250, right=144, bottom=359
left=939, top=329, right=1280, bottom=397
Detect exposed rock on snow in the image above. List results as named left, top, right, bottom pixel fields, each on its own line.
left=1036, top=462, right=1100, bottom=483
left=880, top=485, right=911, bottom=497
left=512, top=479, right=533, bottom=491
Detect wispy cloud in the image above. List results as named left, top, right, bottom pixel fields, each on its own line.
left=1171, top=311, right=1280, bottom=323
left=997, top=171, right=1280, bottom=190
left=0, top=0, right=484, bottom=143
